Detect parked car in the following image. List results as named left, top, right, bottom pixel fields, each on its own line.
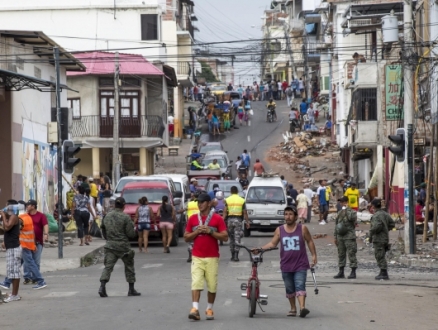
left=121, top=181, right=182, bottom=246
left=204, top=180, right=244, bottom=198
left=150, top=174, right=190, bottom=236
left=198, top=141, right=225, bottom=155
left=202, top=151, right=233, bottom=177
left=210, top=85, right=227, bottom=98
left=112, top=176, right=178, bottom=201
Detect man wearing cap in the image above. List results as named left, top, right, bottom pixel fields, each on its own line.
left=190, top=179, right=199, bottom=193
left=185, top=193, right=228, bottom=321
left=333, top=196, right=358, bottom=279
left=99, top=197, right=140, bottom=297
left=344, top=182, right=360, bottom=211
left=225, top=186, right=249, bottom=262
left=369, top=198, right=395, bottom=280
left=255, top=206, right=317, bottom=318
left=24, top=200, right=48, bottom=284
left=191, top=156, right=204, bottom=171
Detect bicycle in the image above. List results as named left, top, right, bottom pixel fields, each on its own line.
left=237, top=243, right=278, bottom=318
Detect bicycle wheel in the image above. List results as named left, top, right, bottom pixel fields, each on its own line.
left=248, top=279, right=257, bottom=317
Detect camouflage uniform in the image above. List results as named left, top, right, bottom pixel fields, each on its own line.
left=334, top=207, right=358, bottom=268
left=100, top=209, right=137, bottom=283
left=370, top=209, right=395, bottom=270
left=228, top=217, right=243, bottom=253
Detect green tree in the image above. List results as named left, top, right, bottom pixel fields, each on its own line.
left=197, top=60, right=218, bottom=82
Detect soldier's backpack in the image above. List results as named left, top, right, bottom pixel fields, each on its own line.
left=336, top=210, right=349, bottom=236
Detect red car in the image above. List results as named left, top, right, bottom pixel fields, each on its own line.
left=121, top=181, right=182, bottom=246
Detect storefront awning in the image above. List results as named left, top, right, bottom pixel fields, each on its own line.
left=0, top=69, right=77, bottom=92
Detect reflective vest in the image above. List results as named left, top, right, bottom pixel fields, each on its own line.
left=19, top=213, right=36, bottom=251
left=187, top=200, right=199, bottom=218
left=226, top=194, right=245, bottom=216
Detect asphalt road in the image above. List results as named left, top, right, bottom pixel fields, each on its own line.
left=2, top=235, right=437, bottom=330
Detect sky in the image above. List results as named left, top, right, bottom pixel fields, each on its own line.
left=194, top=0, right=271, bottom=85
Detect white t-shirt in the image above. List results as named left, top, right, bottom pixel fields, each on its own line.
left=168, top=115, right=174, bottom=124
left=298, top=80, right=304, bottom=90
left=235, top=160, right=242, bottom=170
left=304, top=188, right=315, bottom=206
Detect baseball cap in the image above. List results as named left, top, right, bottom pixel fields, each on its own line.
left=25, top=199, right=37, bottom=207
left=339, top=196, right=348, bottom=203
left=88, top=177, right=94, bottom=182
left=115, top=197, right=126, bottom=207
left=190, top=178, right=198, bottom=183
left=197, top=193, right=211, bottom=203
left=371, top=198, right=382, bottom=207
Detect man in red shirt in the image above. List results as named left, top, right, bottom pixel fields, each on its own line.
left=24, top=200, right=49, bottom=284
left=253, top=159, right=265, bottom=177
left=184, top=193, right=228, bottom=321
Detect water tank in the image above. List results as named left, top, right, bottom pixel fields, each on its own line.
left=381, top=15, right=399, bottom=43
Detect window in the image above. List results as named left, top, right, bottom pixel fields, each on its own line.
left=351, top=88, right=377, bottom=121
left=100, top=91, right=139, bottom=117
left=141, top=14, right=158, bottom=40
left=67, top=99, right=81, bottom=119
left=246, top=187, right=285, bottom=204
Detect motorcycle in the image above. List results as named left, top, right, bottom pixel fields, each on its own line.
left=289, top=118, right=299, bottom=133
left=267, top=105, right=276, bottom=123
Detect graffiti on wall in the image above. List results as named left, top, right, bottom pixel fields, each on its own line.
left=22, top=138, right=57, bottom=213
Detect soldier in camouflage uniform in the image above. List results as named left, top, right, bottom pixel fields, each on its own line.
left=333, top=196, right=358, bottom=279
left=369, top=198, right=395, bottom=280
left=98, top=197, right=140, bottom=297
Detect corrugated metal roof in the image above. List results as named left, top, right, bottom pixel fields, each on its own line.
left=67, top=51, right=164, bottom=76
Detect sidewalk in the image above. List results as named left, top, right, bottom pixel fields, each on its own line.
left=0, top=234, right=105, bottom=276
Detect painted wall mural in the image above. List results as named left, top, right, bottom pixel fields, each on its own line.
left=22, top=138, right=57, bottom=213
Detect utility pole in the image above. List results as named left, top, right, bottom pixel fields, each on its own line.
left=282, top=21, right=297, bottom=81
left=54, top=47, right=63, bottom=259
left=403, top=1, right=415, bottom=254
left=112, top=52, right=120, bottom=187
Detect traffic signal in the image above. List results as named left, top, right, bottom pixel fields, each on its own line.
left=63, top=140, right=81, bottom=174
left=388, top=128, right=405, bottom=163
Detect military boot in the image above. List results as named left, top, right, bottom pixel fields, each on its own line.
left=98, top=281, right=108, bottom=298
left=347, top=267, right=357, bottom=279
left=333, top=267, right=345, bottom=279
left=375, top=269, right=389, bottom=280
left=187, top=251, right=192, bottom=263
left=231, top=252, right=235, bottom=261
left=233, top=251, right=240, bottom=262
left=128, top=283, right=141, bottom=296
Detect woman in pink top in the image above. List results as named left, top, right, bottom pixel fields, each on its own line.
left=255, top=206, right=317, bottom=318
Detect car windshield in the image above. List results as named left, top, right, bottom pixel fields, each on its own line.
left=246, top=187, right=285, bottom=204
left=199, top=145, right=222, bottom=154
left=115, top=179, right=168, bottom=193
left=174, top=182, right=182, bottom=191
left=207, top=182, right=242, bottom=194
left=122, top=188, right=169, bottom=204
left=203, top=158, right=226, bottom=168
left=196, top=178, right=209, bottom=187
left=212, top=86, right=226, bottom=91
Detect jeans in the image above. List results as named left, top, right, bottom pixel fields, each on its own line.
left=282, top=270, right=307, bottom=298
left=23, top=243, right=43, bottom=280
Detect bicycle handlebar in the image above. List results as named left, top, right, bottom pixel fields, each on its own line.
left=236, top=243, right=278, bottom=257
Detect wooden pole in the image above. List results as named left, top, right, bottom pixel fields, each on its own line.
left=423, top=125, right=434, bottom=242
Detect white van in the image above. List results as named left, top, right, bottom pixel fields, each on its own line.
left=244, top=176, right=287, bottom=237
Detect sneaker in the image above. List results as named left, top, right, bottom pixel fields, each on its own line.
left=32, top=282, right=47, bottom=290
left=205, top=309, right=214, bottom=320
left=23, top=278, right=32, bottom=285
left=4, top=295, right=21, bottom=302
left=188, top=308, right=200, bottom=321
left=319, top=221, right=326, bottom=225
left=0, top=281, right=10, bottom=290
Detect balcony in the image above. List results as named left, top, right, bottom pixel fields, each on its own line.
left=177, top=61, right=191, bottom=76
left=289, top=18, right=304, bottom=31
left=353, top=62, right=378, bottom=88
left=177, top=16, right=195, bottom=40
left=71, top=115, right=165, bottom=139
left=352, top=120, right=379, bottom=145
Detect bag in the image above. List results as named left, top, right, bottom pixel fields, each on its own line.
left=89, top=220, right=103, bottom=238
left=287, top=89, right=293, bottom=97
left=65, top=219, right=77, bottom=232
left=249, top=109, right=254, bottom=116
left=46, top=213, right=59, bottom=233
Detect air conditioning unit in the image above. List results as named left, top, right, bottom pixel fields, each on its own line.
left=349, top=19, right=372, bottom=27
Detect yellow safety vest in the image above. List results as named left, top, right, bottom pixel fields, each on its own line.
left=187, top=200, right=199, bottom=218
left=226, top=194, right=245, bottom=216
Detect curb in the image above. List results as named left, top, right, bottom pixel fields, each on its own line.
left=80, top=246, right=105, bottom=268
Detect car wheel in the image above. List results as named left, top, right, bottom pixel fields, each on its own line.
left=170, top=225, right=179, bottom=246
left=243, top=227, right=251, bottom=237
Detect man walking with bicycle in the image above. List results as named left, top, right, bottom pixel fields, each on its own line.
left=255, top=206, right=317, bottom=318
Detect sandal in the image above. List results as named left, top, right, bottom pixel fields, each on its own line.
left=299, top=308, right=310, bottom=318
left=287, top=310, right=297, bottom=317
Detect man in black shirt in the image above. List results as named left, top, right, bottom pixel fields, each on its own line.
left=239, top=173, right=249, bottom=190
left=238, top=163, right=248, bottom=178
left=1, top=207, right=21, bottom=302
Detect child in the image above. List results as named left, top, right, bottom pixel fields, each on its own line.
left=237, top=102, right=244, bottom=125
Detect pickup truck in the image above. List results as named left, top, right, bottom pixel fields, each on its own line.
left=121, top=181, right=183, bottom=246
left=187, top=170, right=221, bottom=190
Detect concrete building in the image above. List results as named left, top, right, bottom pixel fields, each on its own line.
left=0, top=31, right=84, bottom=211
left=0, top=0, right=198, bottom=139
left=67, top=51, right=175, bottom=178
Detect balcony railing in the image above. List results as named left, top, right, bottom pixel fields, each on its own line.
left=71, top=115, right=165, bottom=139
left=177, top=16, right=195, bottom=39
left=177, top=61, right=191, bottom=76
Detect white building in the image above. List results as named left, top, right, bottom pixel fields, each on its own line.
left=0, top=31, right=84, bottom=211
left=0, top=0, right=197, bottom=138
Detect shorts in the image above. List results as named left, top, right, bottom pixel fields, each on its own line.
left=319, top=204, right=329, bottom=213
left=238, top=113, right=244, bottom=119
left=213, top=122, right=219, bottom=129
left=191, top=257, right=219, bottom=293
left=282, top=270, right=307, bottom=298
left=6, top=246, right=22, bottom=279
left=159, top=222, right=174, bottom=230
left=138, top=223, right=151, bottom=231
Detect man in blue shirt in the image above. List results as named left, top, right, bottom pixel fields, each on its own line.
left=325, top=117, right=333, bottom=137
left=299, top=99, right=308, bottom=129
left=290, top=77, right=298, bottom=95
left=316, top=180, right=328, bottom=225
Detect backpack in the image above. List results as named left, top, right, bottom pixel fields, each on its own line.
left=287, top=89, right=293, bottom=97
